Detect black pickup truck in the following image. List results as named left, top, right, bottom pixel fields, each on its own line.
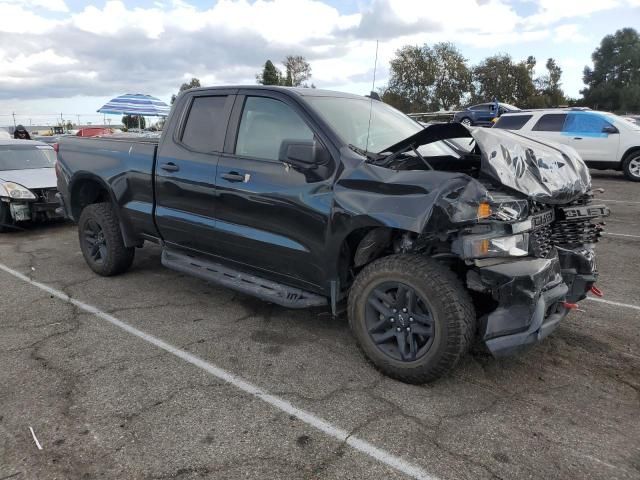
left=56, top=86, right=609, bottom=383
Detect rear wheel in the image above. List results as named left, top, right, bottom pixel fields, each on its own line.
left=623, top=154, right=640, bottom=182
left=348, top=255, right=475, bottom=384
left=78, top=202, right=134, bottom=276
left=460, top=117, right=472, bottom=127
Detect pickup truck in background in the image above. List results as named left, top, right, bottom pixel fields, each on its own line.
left=56, top=86, right=609, bottom=383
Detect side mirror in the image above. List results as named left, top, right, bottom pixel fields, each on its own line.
left=279, top=139, right=329, bottom=169
left=602, top=125, right=618, bottom=134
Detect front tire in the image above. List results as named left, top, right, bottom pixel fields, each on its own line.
left=78, top=203, right=134, bottom=276
left=460, top=117, right=472, bottom=127
left=348, top=255, right=475, bottom=384
left=623, top=154, right=640, bottom=182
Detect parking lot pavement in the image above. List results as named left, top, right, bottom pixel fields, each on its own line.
left=1, top=170, right=639, bottom=480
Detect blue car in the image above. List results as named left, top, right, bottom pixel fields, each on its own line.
left=454, top=102, right=520, bottom=127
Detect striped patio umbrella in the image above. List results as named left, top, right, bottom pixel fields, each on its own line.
left=97, top=93, right=170, bottom=117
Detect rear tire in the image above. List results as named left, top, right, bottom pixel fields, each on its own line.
left=348, top=254, right=475, bottom=384
left=78, top=202, right=134, bottom=276
left=460, top=117, right=472, bottom=127
left=622, top=154, right=640, bottom=182
left=0, top=202, right=15, bottom=233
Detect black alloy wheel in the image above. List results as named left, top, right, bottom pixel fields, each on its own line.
left=83, top=218, right=108, bottom=265
left=365, top=281, right=435, bottom=362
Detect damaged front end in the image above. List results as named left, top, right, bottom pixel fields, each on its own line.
left=339, top=123, right=609, bottom=357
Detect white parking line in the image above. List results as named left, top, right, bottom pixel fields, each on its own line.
left=603, top=232, right=640, bottom=239
left=587, top=296, right=640, bottom=312
left=598, top=199, right=640, bottom=204
left=0, top=263, right=436, bottom=480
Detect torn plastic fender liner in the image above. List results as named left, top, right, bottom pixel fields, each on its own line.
left=473, top=255, right=568, bottom=356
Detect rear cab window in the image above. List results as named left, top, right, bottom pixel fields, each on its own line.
left=235, top=96, right=314, bottom=161
left=493, top=115, right=533, bottom=130
left=180, top=95, right=232, bottom=153
left=532, top=114, right=567, bottom=132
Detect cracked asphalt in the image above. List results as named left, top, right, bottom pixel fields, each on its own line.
left=1, top=170, right=639, bottom=480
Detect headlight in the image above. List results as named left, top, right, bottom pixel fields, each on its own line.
left=459, top=233, right=529, bottom=258
left=0, top=182, right=36, bottom=200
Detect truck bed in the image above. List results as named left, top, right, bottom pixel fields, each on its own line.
left=58, top=135, right=159, bottom=241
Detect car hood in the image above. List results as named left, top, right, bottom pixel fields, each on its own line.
left=0, top=168, right=57, bottom=189
left=379, top=123, right=591, bottom=204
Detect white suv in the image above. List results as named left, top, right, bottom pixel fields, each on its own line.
left=493, top=108, right=640, bottom=181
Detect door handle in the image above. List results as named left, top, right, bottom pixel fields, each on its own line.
left=160, top=162, right=180, bottom=172
left=221, top=172, right=249, bottom=182
left=573, top=137, right=582, bottom=140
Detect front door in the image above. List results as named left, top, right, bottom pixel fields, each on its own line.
left=213, top=92, right=335, bottom=290
left=154, top=92, right=235, bottom=253
left=562, top=112, right=620, bottom=163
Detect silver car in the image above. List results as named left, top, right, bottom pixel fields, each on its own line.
left=0, top=139, right=62, bottom=232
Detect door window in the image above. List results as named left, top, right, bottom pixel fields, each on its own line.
left=235, top=97, right=314, bottom=161
left=563, top=113, right=612, bottom=136
left=181, top=96, right=229, bottom=153
left=470, top=104, right=491, bottom=111
left=493, top=115, right=533, bottom=130
left=531, top=114, right=567, bottom=132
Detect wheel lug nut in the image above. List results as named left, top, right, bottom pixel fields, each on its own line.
left=390, top=318, right=394, bottom=323
left=406, top=327, right=411, bottom=331
left=409, top=317, right=414, bottom=322
left=402, top=308, right=407, bottom=313
left=392, top=308, right=397, bottom=313
left=396, top=327, right=401, bottom=332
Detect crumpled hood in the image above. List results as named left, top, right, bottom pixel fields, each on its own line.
left=472, top=128, right=591, bottom=204
left=0, top=168, right=57, bottom=189
left=379, top=123, right=591, bottom=204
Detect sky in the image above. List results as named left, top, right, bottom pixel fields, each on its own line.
left=1, top=0, right=639, bottom=127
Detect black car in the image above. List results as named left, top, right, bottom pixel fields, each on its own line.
left=56, top=86, right=607, bottom=383
left=454, top=102, right=520, bottom=127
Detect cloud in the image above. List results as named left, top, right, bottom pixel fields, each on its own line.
left=0, top=0, right=634, bottom=103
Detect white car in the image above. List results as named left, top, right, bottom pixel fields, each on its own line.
left=493, top=108, right=640, bottom=181
left=0, top=139, right=61, bottom=232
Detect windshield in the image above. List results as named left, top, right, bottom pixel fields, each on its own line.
left=0, top=145, right=56, bottom=171
left=305, top=96, right=423, bottom=153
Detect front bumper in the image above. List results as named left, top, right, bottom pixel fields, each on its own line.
left=3, top=199, right=62, bottom=222
left=470, top=255, right=574, bottom=357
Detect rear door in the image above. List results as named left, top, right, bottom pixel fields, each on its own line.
left=213, top=91, right=335, bottom=289
left=528, top=113, right=568, bottom=145
left=472, top=104, right=494, bottom=125
left=562, top=112, right=620, bottom=163
left=154, top=91, right=235, bottom=253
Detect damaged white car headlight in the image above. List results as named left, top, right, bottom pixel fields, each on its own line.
left=457, top=233, right=529, bottom=259
left=0, top=182, right=36, bottom=200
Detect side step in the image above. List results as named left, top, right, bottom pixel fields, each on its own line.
left=161, top=249, right=327, bottom=309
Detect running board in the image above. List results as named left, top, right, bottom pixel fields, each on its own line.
left=161, top=249, right=327, bottom=309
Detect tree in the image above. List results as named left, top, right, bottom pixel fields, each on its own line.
left=122, top=115, right=146, bottom=130
left=283, top=55, right=311, bottom=87
left=581, top=28, right=640, bottom=111
left=170, top=77, right=201, bottom=105
left=384, top=45, right=436, bottom=112
left=431, top=43, right=472, bottom=110
left=472, top=54, right=535, bottom=106
left=537, top=58, right=565, bottom=107
left=256, top=60, right=281, bottom=85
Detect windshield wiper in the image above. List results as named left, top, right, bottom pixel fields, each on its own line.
left=348, top=144, right=381, bottom=162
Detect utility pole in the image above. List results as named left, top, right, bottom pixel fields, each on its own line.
left=77, top=114, right=81, bottom=127
left=12, top=112, right=16, bottom=128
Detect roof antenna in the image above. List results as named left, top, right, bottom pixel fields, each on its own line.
left=365, top=40, right=379, bottom=154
